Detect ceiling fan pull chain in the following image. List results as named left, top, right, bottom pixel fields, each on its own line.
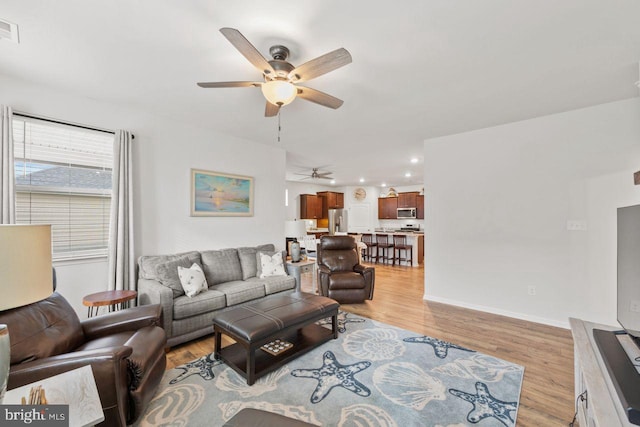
left=277, top=110, right=281, bottom=143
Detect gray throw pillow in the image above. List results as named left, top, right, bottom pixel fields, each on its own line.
left=155, top=256, right=199, bottom=298
left=238, top=244, right=276, bottom=280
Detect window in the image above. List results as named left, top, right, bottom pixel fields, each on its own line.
left=12, top=116, right=114, bottom=261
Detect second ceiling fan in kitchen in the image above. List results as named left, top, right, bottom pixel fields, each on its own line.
left=295, top=167, right=334, bottom=180
left=197, top=28, right=352, bottom=117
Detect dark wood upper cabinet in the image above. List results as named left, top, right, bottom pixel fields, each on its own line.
left=378, top=197, right=398, bottom=219
left=416, top=195, right=424, bottom=219
left=398, top=192, right=420, bottom=208
left=300, top=194, right=322, bottom=219
left=317, top=191, right=344, bottom=218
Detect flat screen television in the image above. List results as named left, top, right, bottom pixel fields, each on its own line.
left=617, top=204, right=640, bottom=339
left=593, top=203, right=640, bottom=425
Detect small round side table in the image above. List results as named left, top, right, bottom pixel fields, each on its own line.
left=82, top=290, right=137, bottom=317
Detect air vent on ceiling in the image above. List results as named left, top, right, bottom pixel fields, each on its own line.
left=0, top=19, right=19, bottom=43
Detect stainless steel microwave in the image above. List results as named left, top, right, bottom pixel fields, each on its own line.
left=397, top=208, right=417, bottom=219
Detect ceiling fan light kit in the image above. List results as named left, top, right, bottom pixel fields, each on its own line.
left=261, top=80, right=297, bottom=106
left=197, top=28, right=351, bottom=117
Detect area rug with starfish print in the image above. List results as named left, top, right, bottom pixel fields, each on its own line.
left=136, top=312, right=524, bottom=427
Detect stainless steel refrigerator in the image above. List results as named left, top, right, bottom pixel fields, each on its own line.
left=328, top=209, right=348, bottom=235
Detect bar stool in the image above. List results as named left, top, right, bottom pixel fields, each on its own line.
left=361, top=233, right=378, bottom=262
left=393, top=235, right=413, bottom=266
left=376, top=234, right=395, bottom=265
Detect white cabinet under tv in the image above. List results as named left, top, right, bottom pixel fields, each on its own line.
left=570, top=318, right=638, bottom=426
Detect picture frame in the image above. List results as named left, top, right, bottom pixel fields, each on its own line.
left=190, top=169, right=254, bottom=217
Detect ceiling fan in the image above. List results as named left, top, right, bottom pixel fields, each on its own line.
left=295, top=168, right=334, bottom=180
left=197, top=28, right=352, bottom=117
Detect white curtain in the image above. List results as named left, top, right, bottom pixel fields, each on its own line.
left=0, top=105, right=15, bottom=224
left=108, top=130, right=135, bottom=291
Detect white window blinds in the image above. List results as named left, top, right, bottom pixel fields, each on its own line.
left=12, top=116, right=114, bottom=261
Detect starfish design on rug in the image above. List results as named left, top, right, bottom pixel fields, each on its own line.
left=291, top=350, right=371, bottom=403
left=170, top=353, right=223, bottom=384
left=317, top=310, right=366, bottom=333
left=449, top=381, right=518, bottom=427
left=403, top=336, right=476, bottom=359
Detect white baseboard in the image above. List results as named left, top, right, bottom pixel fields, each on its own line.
left=423, top=294, right=570, bottom=329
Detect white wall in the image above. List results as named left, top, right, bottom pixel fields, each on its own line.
left=423, top=98, right=640, bottom=328
left=1, top=74, right=287, bottom=318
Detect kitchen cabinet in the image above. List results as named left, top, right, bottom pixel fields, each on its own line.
left=398, top=192, right=419, bottom=208
left=317, top=191, right=344, bottom=219
left=378, top=197, right=398, bottom=219
left=300, top=194, right=322, bottom=219
left=416, top=195, right=424, bottom=219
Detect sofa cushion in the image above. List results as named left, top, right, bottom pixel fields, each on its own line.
left=237, top=244, right=275, bottom=280
left=213, top=280, right=266, bottom=306
left=173, top=289, right=226, bottom=320
left=248, top=276, right=296, bottom=295
left=138, top=251, right=201, bottom=280
left=155, top=256, right=199, bottom=298
left=201, top=249, right=243, bottom=286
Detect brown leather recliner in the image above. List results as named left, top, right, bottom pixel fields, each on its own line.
left=0, top=292, right=166, bottom=426
left=317, top=235, right=375, bottom=304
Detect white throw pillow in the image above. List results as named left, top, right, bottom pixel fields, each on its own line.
left=259, top=252, right=287, bottom=278
left=177, top=263, right=209, bottom=297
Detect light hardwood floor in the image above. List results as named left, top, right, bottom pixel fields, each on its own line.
left=166, top=262, right=575, bottom=426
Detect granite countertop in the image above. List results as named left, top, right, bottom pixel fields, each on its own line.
left=371, top=231, right=424, bottom=236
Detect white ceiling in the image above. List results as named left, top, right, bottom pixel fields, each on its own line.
left=2, top=1, right=640, bottom=187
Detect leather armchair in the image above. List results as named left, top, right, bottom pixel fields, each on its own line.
left=0, top=292, right=166, bottom=426
left=317, top=235, right=375, bottom=303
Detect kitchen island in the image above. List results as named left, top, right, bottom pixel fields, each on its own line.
left=368, top=232, right=424, bottom=266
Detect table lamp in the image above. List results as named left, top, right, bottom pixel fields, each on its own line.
left=0, top=224, right=53, bottom=403
left=285, top=220, right=307, bottom=262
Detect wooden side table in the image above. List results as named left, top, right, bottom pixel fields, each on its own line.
left=285, top=259, right=317, bottom=292
left=82, top=289, right=137, bottom=317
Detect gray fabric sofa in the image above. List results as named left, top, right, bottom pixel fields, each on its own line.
left=137, top=244, right=296, bottom=347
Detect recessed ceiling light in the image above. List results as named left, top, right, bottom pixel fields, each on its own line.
left=359, top=178, right=365, bottom=183
left=381, top=183, right=387, bottom=187
left=405, top=172, right=411, bottom=178
left=410, top=157, right=419, bottom=164
left=330, top=179, right=336, bottom=184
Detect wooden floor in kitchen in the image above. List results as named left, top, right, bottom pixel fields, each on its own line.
left=166, top=262, right=575, bottom=427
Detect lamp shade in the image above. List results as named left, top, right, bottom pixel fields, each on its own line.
left=285, top=220, right=307, bottom=239
left=261, top=80, right=297, bottom=106
left=0, top=224, right=53, bottom=310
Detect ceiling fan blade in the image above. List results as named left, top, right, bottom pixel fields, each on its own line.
left=197, top=81, right=262, bottom=88
left=296, top=86, right=344, bottom=109
left=316, top=176, right=332, bottom=180
left=265, top=101, right=280, bottom=117
left=288, top=48, right=352, bottom=83
left=220, top=28, right=275, bottom=76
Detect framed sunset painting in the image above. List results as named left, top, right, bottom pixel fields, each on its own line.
left=190, top=169, right=254, bottom=216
